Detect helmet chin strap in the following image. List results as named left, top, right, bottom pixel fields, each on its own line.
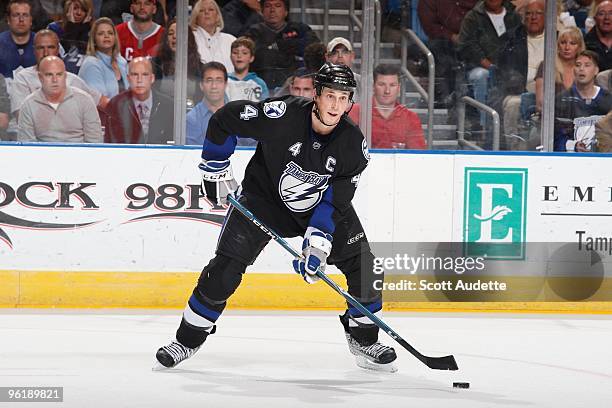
left=312, top=103, right=339, bottom=128
left=313, top=96, right=354, bottom=128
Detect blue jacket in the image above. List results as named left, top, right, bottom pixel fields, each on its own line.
left=186, top=101, right=215, bottom=146
left=0, top=31, right=36, bottom=78
left=78, top=52, right=129, bottom=99
left=187, top=99, right=256, bottom=146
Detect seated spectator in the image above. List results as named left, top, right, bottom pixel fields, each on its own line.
left=226, top=36, right=268, bottom=101
left=105, top=56, right=174, bottom=144
left=594, top=109, right=612, bottom=150
left=222, top=0, right=263, bottom=38
left=349, top=64, right=426, bottom=149
left=585, top=0, right=608, bottom=32
left=191, top=0, right=236, bottom=72
left=11, top=29, right=106, bottom=119
left=0, top=0, right=50, bottom=33
left=0, top=75, right=9, bottom=140
left=535, top=26, right=585, bottom=112
left=457, top=0, right=522, bottom=127
left=116, top=0, right=164, bottom=61
left=47, top=0, right=93, bottom=74
left=290, top=68, right=314, bottom=98
left=99, top=0, right=167, bottom=26
left=418, top=0, right=478, bottom=106
left=17, top=56, right=102, bottom=142
left=325, top=37, right=361, bottom=101
left=555, top=50, right=612, bottom=151
left=585, top=0, right=612, bottom=71
left=78, top=17, right=128, bottom=98
left=152, top=18, right=203, bottom=108
left=0, top=0, right=36, bottom=79
left=187, top=61, right=229, bottom=145
left=245, top=0, right=319, bottom=90
left=495, top=0, right=545, bottom=148
left=274, top=67, right=314, bottom=97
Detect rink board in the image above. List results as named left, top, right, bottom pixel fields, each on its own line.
left=1, top=143, right=612, bottom=311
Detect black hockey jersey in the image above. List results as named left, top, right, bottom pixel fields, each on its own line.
left=202, top=95, right=369, bottom=237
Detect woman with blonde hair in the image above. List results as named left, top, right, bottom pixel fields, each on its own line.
left=535, top=26, right=585, bottom=111
left=48, top=0, right=94, bottom=73
left=78, top=17, right=128, bottom=98
left=191, top=0, right=236, bottom=72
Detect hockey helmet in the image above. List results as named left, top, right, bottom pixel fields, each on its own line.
left=314, top=62, right=357, bottom=100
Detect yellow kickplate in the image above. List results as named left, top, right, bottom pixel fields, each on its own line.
left=0, top=271, right=610, bottom=313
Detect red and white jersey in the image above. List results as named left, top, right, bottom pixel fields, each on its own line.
left=116, top=21, right=164, bottom=61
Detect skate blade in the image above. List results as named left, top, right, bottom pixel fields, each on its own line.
left=355, top=356, right=398, bottom=373
left=152, top=361, right=172, bottom=371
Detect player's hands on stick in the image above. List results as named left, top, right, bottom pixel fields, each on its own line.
left=292, top=227, right=332, bottom=284
left=199, top=159, right=238, bottom=206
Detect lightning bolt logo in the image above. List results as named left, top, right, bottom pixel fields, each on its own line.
left=278, top=162, right=331, bottom=212
left=281, top=181, right=327, bottom=203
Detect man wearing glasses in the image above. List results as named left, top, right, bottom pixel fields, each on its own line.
left=585, top=0, right=612, bottom=71
left=186, top=61, right=232, bottom=146
left=0, top=0, right=36, bottom=79
left=326, top=37, right=361, bottom=102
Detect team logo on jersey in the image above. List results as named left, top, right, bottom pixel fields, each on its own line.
left=263, top=101, right=287, bottom=118
left=278, top=162, right=331, bottom=212
left=362, top=138, right=370, bottom=161
left=312, top=141, right=321, bottom=150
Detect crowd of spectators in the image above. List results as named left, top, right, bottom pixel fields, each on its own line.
left=0, top=0, right=326, bottom=146
left=414, top=0, right=612, bottom=152
left=2, top=0, right=612, bottom=153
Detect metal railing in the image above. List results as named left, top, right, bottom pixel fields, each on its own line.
left=374, top=0, right=381, bottom=67
left=322, top=0, right=330, bottom=45
left=400, top=29, right=434, bottom=149
left=456, top=96, right=500, bottom=151
left=348, top=0, right=362, bottom=46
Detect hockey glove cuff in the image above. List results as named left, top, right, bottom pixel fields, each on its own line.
left=199, top=159, right=238, bottom=206
left=293, top=227, right=333, bottom=284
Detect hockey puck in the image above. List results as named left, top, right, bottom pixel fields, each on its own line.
left=453, top=382, right=470, bottom=389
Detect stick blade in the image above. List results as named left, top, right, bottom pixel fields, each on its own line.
left=425, top=354, right=459, bottom=370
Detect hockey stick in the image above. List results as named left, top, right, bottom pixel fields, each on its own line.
left=227, top=195, right=458, bottom=371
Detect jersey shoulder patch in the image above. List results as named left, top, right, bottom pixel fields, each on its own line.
left=263, top=100, right=287, bottom=118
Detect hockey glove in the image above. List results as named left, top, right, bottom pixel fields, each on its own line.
left=199, top=159, right=238, bottom=206
left=292, top=227, right=333, bottom=284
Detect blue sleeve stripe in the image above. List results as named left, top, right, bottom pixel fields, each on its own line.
left=188, top=295, right=221, bottom=322
left=201, top=134, right=238, bottom=161
left=309, top=186, right=335, bottom=234
left=348, top=301, right=382, bottom=318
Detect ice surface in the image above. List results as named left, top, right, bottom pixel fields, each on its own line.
left=1, top=310, right=611, bottom=408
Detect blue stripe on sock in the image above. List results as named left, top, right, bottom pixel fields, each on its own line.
left=188, top=295, right=221, bottom=322
left=348, top=301, right=382, bottom=318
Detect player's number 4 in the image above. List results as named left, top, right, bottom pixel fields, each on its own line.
left=288, top=142, right=302, bottom=157
left=240, top=105, right=258, bottom=121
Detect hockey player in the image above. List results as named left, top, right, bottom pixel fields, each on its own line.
left=155, top=63, right=397, bottom=372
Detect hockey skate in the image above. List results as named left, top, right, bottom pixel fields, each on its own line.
left=153, top=340, right=200, bottom=370
left=340, top=313, right=398, bottom=373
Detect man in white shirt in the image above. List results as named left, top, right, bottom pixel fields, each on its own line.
left=10, top=29, right=108, bottom=119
